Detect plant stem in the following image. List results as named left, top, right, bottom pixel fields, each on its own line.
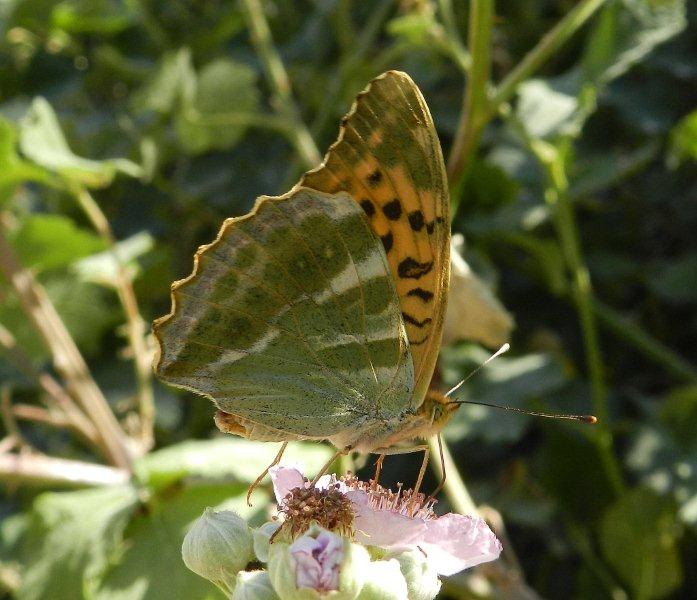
left=241, top=0, right=321, bottom=169
left=594, top=299, right=697, bottom=383
left=72, top=185, right=154, bottom=450
left=0, top=229, right=132, bottom=469
left=0, top=452, right=129, bottom=487
left=436, top=0, right=471, bottom=73
left=490, top=0, right=607, bottom=112
left=428, top=437, right=542, bottom=600
left=446, top=0, right=607, bottom=203
left=447, top=0, right=493, bottom=194
left=0, top=322, right=99, bottom=447
left=536, top=145, right=624, bottom=494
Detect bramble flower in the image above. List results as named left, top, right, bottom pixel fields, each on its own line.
left=268, top=524, right=369, bottom=599
left=270, top=466, right=502, bottom=577
left=183, top=465, right=502, bottom=599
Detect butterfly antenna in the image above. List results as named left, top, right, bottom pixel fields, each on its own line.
left=448, top=399, right=597, bottom=424
left=445, top=343, right=510, bottom=398
left=444, top=343, right=597, bottom=424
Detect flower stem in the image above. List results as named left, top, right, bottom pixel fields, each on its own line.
left=240, top=0, right=321, bottom=169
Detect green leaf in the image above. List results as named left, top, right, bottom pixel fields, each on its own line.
left=627, top=386, right=697, bottom=525
left=16, top=485, right=139, bottom=600
left=11, top=214, right=106, bottom=272
left=19, top=98, right=142, bottom=187
left=95, top=484, right=260, bottom=600
left=52, top=0, right=136, bottom=35
left=516, top=77, right=581, bottom=139
left=599, top=487, right=683, bottom=598
left=134, top=438, right=334, bottom=491
left=72, top=231, right=155, bottom=287
left=647, top=253, right=697, bottom=304
left=0, top=117, right=56, bottom=191
left=667, top=109, right=697, bottom=167
left=538, top=421, right=616, bottom=521
left=582, top=0, right=687, bottom=86
left=175, top=58, right=260, bottom=155
left=132, top=49, right=196, bottom=115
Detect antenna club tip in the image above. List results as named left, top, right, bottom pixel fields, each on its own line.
left=584, top=415, right=598, bottom=424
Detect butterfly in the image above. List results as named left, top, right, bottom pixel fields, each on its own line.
left=153, top=71, right=455, bottom=467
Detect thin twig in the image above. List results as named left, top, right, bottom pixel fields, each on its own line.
left=240, top=0, right=321, bottom=169
left=594, top=299, right=697, bottom=384
left=0, top=228, right=132, bottom=468
left=1, top=386, right=28, bottom=450
left=0, top=322, right=100, bottom=447
left=71, top=185, right=154, bottom=450
left=490, top=0, right=607, bottom=112
left=0, top=452, right=130, bottom=487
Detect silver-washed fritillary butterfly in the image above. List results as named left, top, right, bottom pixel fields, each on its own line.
left=153, top=71, right=456, bottom=461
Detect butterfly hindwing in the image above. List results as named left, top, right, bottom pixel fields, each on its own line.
left=300, top=70, right=450, bottom=406
left=153, top=188, right=414, bottom=439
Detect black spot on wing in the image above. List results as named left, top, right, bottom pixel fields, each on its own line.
left=380, top=232, right=394, bottom=253
left=398, top=257, right=433, bottom=279
left=407, top=287, right=433, bottom=302
left=360, top=199, right=376, bottom=218
left=367, top=169, right=383, bottom=187
left=409, top=335, right=429, bottom=346
left=402, top=312, right=432, bottom=328
left=382, top=198, right=402, bottom=220
left=408, top=210, right=424, bottom=231
left=425, top=216, right=446, bottom=235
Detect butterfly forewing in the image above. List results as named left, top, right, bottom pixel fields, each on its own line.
left=154, top=188, right=414, bottom=439
left=300, top=71, right=450, bottom=406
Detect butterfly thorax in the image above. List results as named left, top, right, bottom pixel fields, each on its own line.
left=329, top=390, right=457, bottom=453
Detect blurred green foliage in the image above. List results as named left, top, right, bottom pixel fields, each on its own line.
left=0, top=0, right=695, bottom=598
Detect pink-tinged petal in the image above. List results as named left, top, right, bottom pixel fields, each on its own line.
left=269, top=466, right=305, bottom=504
left=290, top=529, right=344, bottom=591
left=347, top=490, right=427, bottom=547
left=420, top=514, right=502, bottom=576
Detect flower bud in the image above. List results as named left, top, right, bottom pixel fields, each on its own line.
left=356, top=559, right=408, bottom=600
left=268, top=524, right=369, bottom=600
left=253, top=521, right=281, bottom=562
left=182, top=507, right=254, bottom=595
left=393, top=549, right=441, bottom=600
left=232, top=571, right=280, bottom=600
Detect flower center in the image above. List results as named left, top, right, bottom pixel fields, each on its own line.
left=342, top=474, right=438, bottom=520
left=279, top=482, right=355, bottom=537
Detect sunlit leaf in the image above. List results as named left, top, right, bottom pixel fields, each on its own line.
left=134, top=438, right=334, bottom=491
left=16, top=485, right=139, bottom=600
left=11, top=214, right=106, bottom=272
left=72, top=231, right=154, bottom=287
left=19, top=98, right=142, bottom=187
left=599, top=487, right=683, bottom=599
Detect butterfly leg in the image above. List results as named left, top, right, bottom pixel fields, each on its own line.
left=310, top=446, right=352, bottom=486
left=371, top=444, right=430, bottom=494
left=372, top=453, right=386, bottom=487
left=246, top=441, right=288, bottom=506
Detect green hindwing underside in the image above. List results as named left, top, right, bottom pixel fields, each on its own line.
left=153, top=188, right=414, bottom=439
